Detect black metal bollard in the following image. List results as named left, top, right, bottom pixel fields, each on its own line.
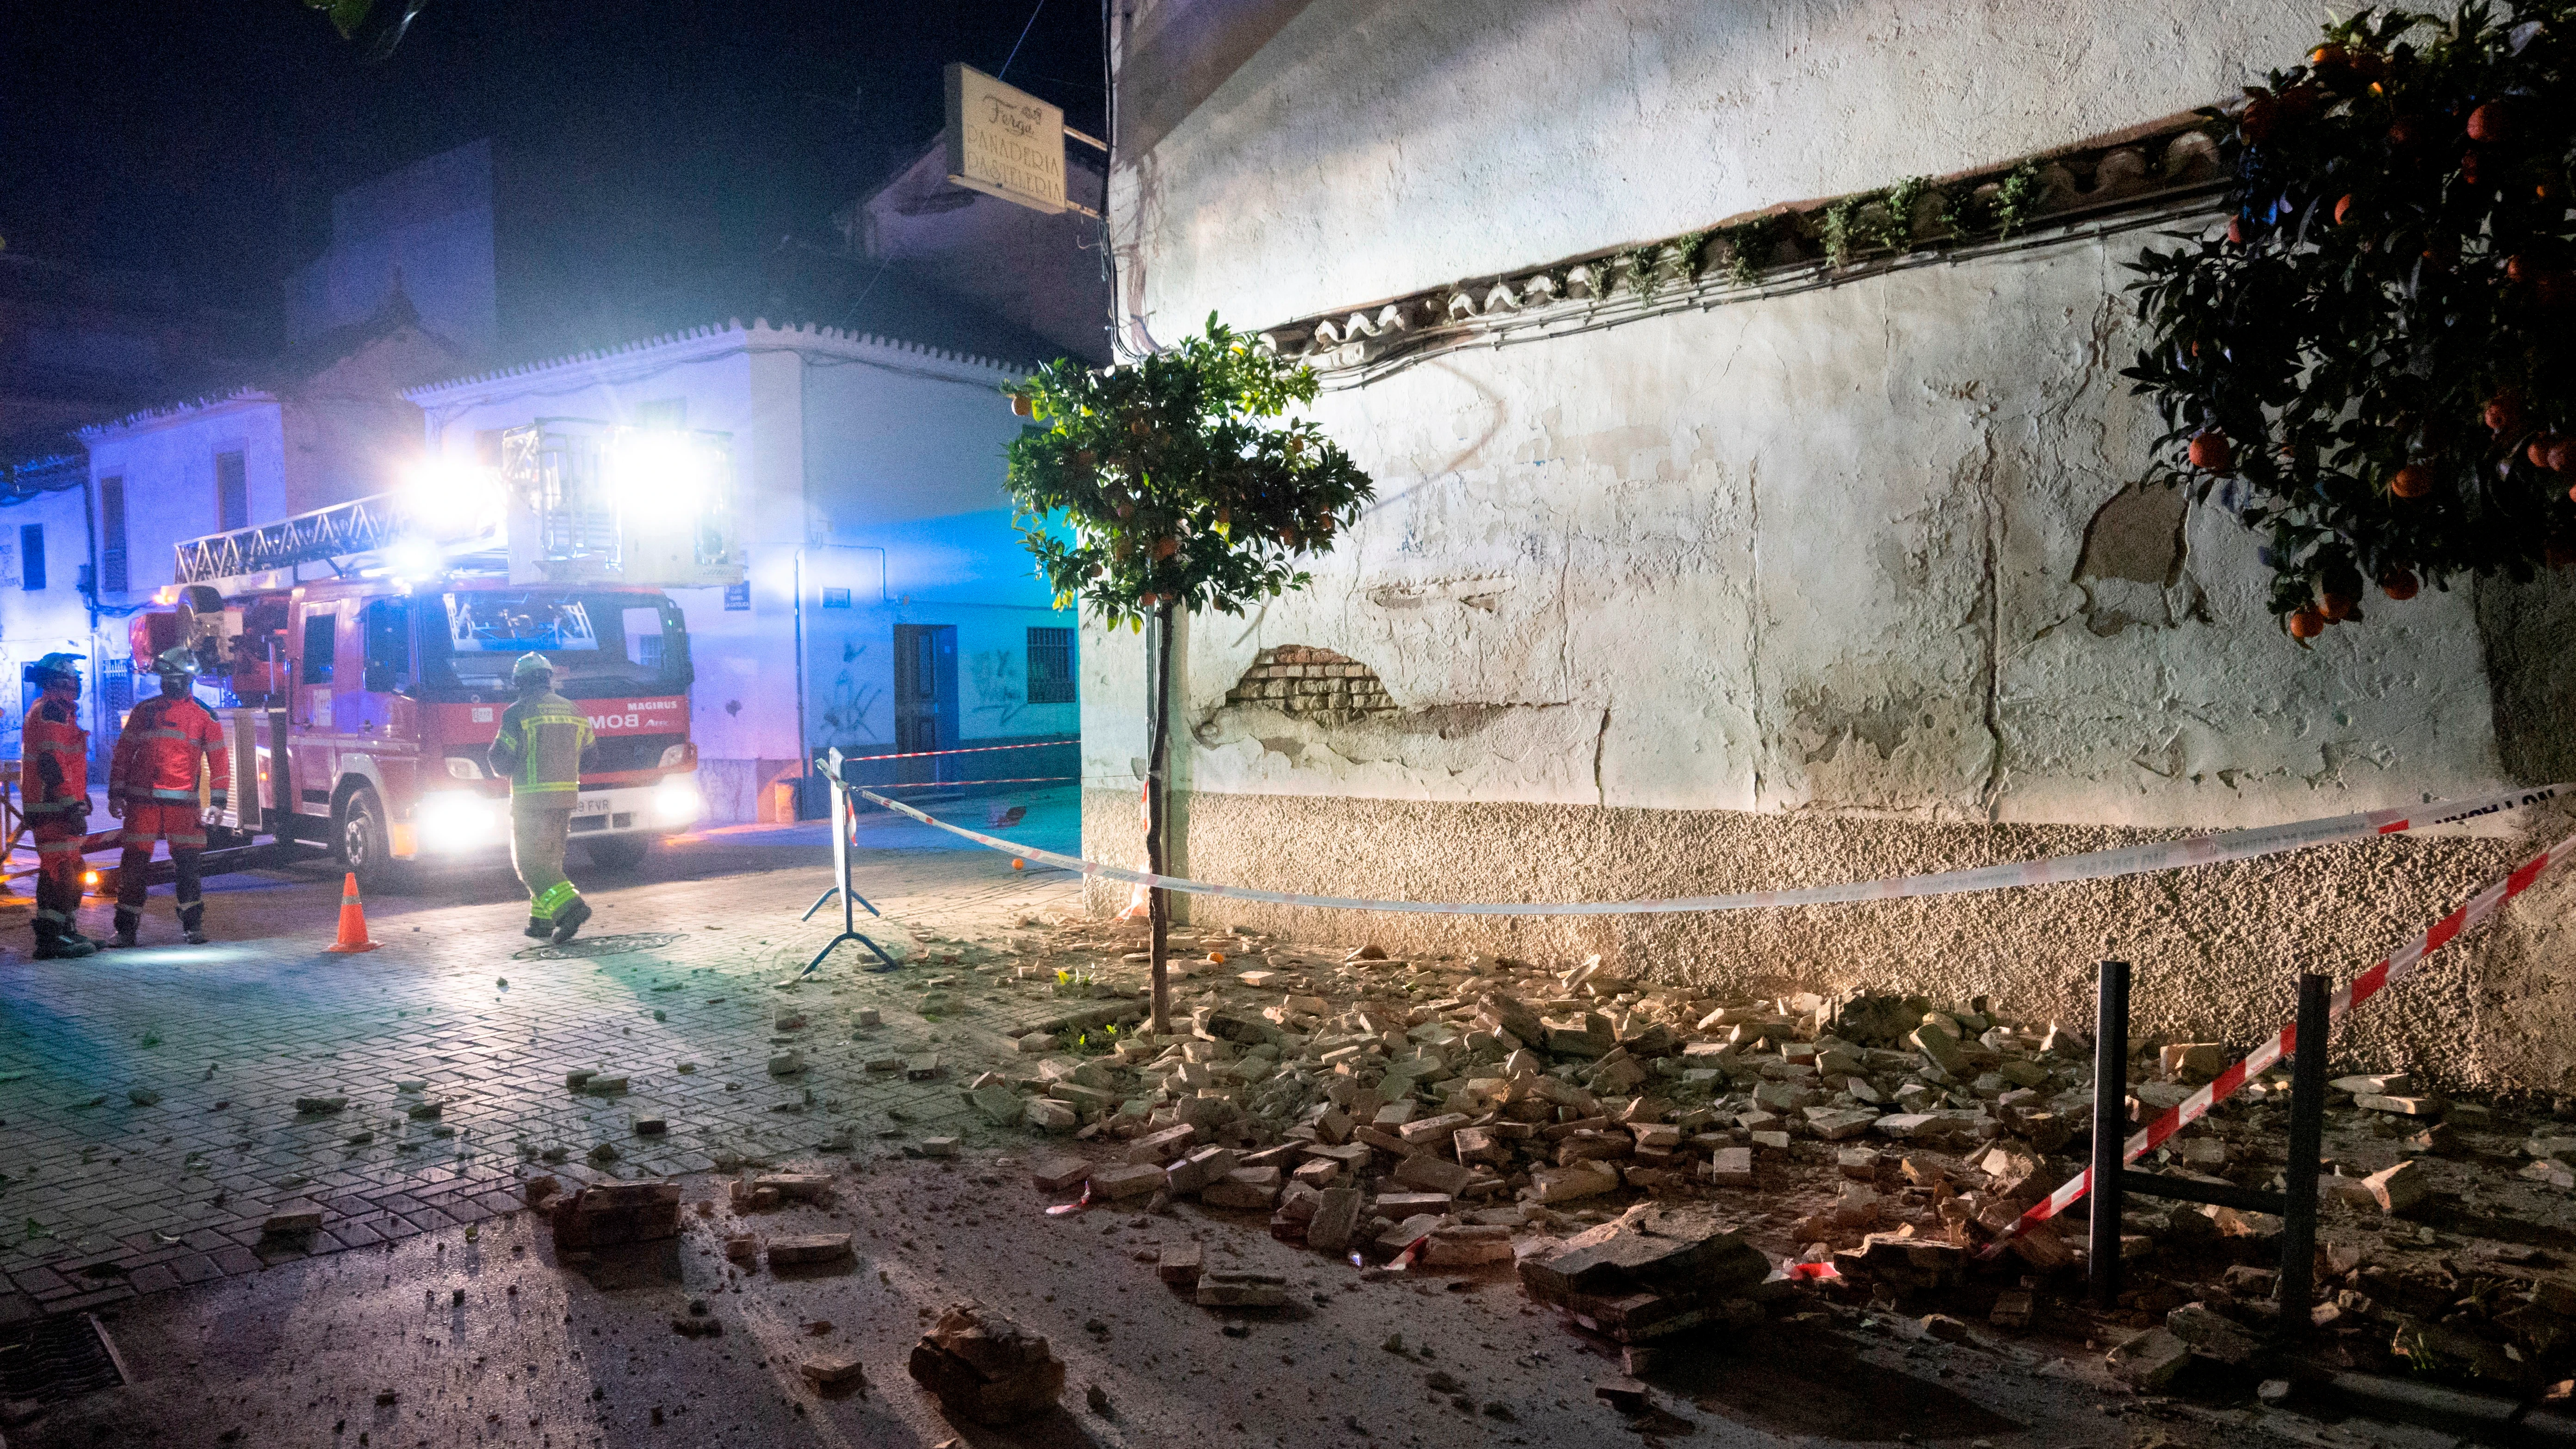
left=2089, top=960, right=2130, bottom=1308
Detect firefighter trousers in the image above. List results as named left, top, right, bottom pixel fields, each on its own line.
left=31, top=820, right=89, bottom=942
left=113, top=849, right=204, bottom=932
left=511, top=798, right=583, bottom=923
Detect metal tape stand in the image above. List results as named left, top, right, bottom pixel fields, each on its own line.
left=796, top=747, right=900, bottom=976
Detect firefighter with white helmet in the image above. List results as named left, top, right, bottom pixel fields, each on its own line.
left=106, top=646, right=229, bottom=946
left=486, top=651, right=597, bottom=942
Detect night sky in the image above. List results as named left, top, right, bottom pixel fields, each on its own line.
left=1, top=0, right=1106, bottom=347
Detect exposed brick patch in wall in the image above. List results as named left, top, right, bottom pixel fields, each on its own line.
left=1223, top=646, right=1399, bottom=723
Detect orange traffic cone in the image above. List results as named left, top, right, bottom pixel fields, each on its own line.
left=324, top=872, right=380, bottom=954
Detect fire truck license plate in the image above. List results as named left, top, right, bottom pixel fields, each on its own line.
left=573, top=796, right=612, bottom=817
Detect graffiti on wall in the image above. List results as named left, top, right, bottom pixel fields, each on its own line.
left=969, top=648, right=1024, bottom=730
left=816, top=637, right=886, bottom=749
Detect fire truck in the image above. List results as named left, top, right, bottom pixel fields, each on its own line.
left=129, top=420, right=742, bottom=889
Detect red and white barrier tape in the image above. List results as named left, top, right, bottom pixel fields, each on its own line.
left=1980, top=830, right=2576, bottom=1259
left=855, top=783, right=2564, bottom=917
left=828, top=739, right=1075, bottom=765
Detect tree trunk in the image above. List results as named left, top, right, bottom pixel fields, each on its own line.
left=1144, top=599, right=1177, bottom=1036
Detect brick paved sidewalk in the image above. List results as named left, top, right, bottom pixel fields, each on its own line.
left=0, top=788, right=1090, bottom=1322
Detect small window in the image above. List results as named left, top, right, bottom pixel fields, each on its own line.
left=100, top=477, right=128, bottom=594
left=216, top=451, right=248, bottom=531
left=821, top=587, right=852, bottom=609
left=103, top=662, right=134, bottom=717
left=363, top=598, right=410, bottom=691
left=1026, top=626, right=1076, bottom=704
left=301, top=612, right=336, bottom=684
left=19, top=524, right=44, bottom=592
left=622, top=607, right=665, bottom=669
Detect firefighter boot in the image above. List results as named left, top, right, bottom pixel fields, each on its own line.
left=110, top=909, right=141, bottom=949
left=525, top=915, right=552, bottom=940
left=178, top=902, right=209, bottom=946
left=32, top=922, right=97, bottom=960
left=550, top=898, right=593, bottom=945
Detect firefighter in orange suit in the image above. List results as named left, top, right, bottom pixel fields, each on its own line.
left=21, top=653, right=99, bottom=959
left=106, top=647, right=229, bottom=946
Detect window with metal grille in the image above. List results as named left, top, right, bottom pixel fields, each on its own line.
left=100, top=477, right=128, bottom=594
left=216, top=451, right=248, bottom=531
left=1026, top=626, right=1075, bottom=704
left=19, top=524, right=43, bottom=591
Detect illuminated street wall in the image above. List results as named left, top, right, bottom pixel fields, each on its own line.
left=412, top=322, right=1074, bottom=824
left=1081, top=0, right=2576, bottom=1090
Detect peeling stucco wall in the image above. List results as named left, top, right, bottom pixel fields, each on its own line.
left=1109, top=0, right=2331, bottom=340
left=1081, top=0, right=2576, bottom=1088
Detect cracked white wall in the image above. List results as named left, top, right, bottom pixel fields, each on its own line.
left=1109, top=0, right=2330, bottom=344
left=1090, top=240, right=2506, bottom=831
left=1077, top=0, right=2576, bottom=1088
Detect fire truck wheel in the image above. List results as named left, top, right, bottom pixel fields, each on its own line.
left=585, top=834, right=652, bottom=871
left=336, top=784, right=395, bottom=893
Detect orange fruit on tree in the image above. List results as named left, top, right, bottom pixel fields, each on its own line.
left=2288, top=608, right=2326, bottom=640
left=2484, top=395, right=2524, bottom=433
left=2380, top=570, right=2420, bottom=601
left=2319, top=591, right=2358, bottom=621
left=2390, top=463, right=2434, bottom=498
left=2334, top=194, right=2360, bottom=226
left=2467, top=102, right=2511, bottom=143
left=2187, top=431, right=2234, bottom=471
left=2239, top=96, right=2281, bottom=144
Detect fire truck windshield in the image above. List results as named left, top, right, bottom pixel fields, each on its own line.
left=421, top=590, right=691, bottom=699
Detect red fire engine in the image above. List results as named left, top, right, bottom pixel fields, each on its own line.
left=129, top=420, right=741, bottom=887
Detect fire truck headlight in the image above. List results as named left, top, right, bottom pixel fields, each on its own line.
left=654, top=779, right=701, bottom=824
left=418, top=793, right=498, bottom=850
left=657, top=742, right=689, bottom=769
left=445, top=757, right=483, bottom=780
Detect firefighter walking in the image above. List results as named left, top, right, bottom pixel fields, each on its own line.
left=106, top=648, right=229, bottom=946
left=21, top=653, right=100, bottom=959
left=487, top=653, right=596, bottom=943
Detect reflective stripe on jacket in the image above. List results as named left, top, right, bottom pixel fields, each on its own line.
left=108, top=694, right=229, bottom=806
left=487, top=691, right=596, bottom=795
left=20, top=698, right=87, bottom=814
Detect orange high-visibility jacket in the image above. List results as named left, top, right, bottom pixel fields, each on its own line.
left=109, top=694, right=230, bottom=809
left=20, top=698, right=88, bottom=817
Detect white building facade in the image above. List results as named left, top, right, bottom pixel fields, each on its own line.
left=1085, top=0, right=2576, bottom=1090
left=407, top=322, right=1077, bottom=824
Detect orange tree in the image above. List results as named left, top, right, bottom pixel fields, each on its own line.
left=1003, top=316, right=1374, bottom=1032
left=2125, top=1, right=2576, bottom=641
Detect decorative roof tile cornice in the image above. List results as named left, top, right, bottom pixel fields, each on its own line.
left=1258, top=115, right=2230, bottom=390
left=405, top=318, right=1029, bottom=402
left=78, top=387, right=279, bottom=441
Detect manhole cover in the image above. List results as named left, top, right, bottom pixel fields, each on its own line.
left=511, top=932, right=686, bottom=961
left=0, top=1314, right=127, bottom=1405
